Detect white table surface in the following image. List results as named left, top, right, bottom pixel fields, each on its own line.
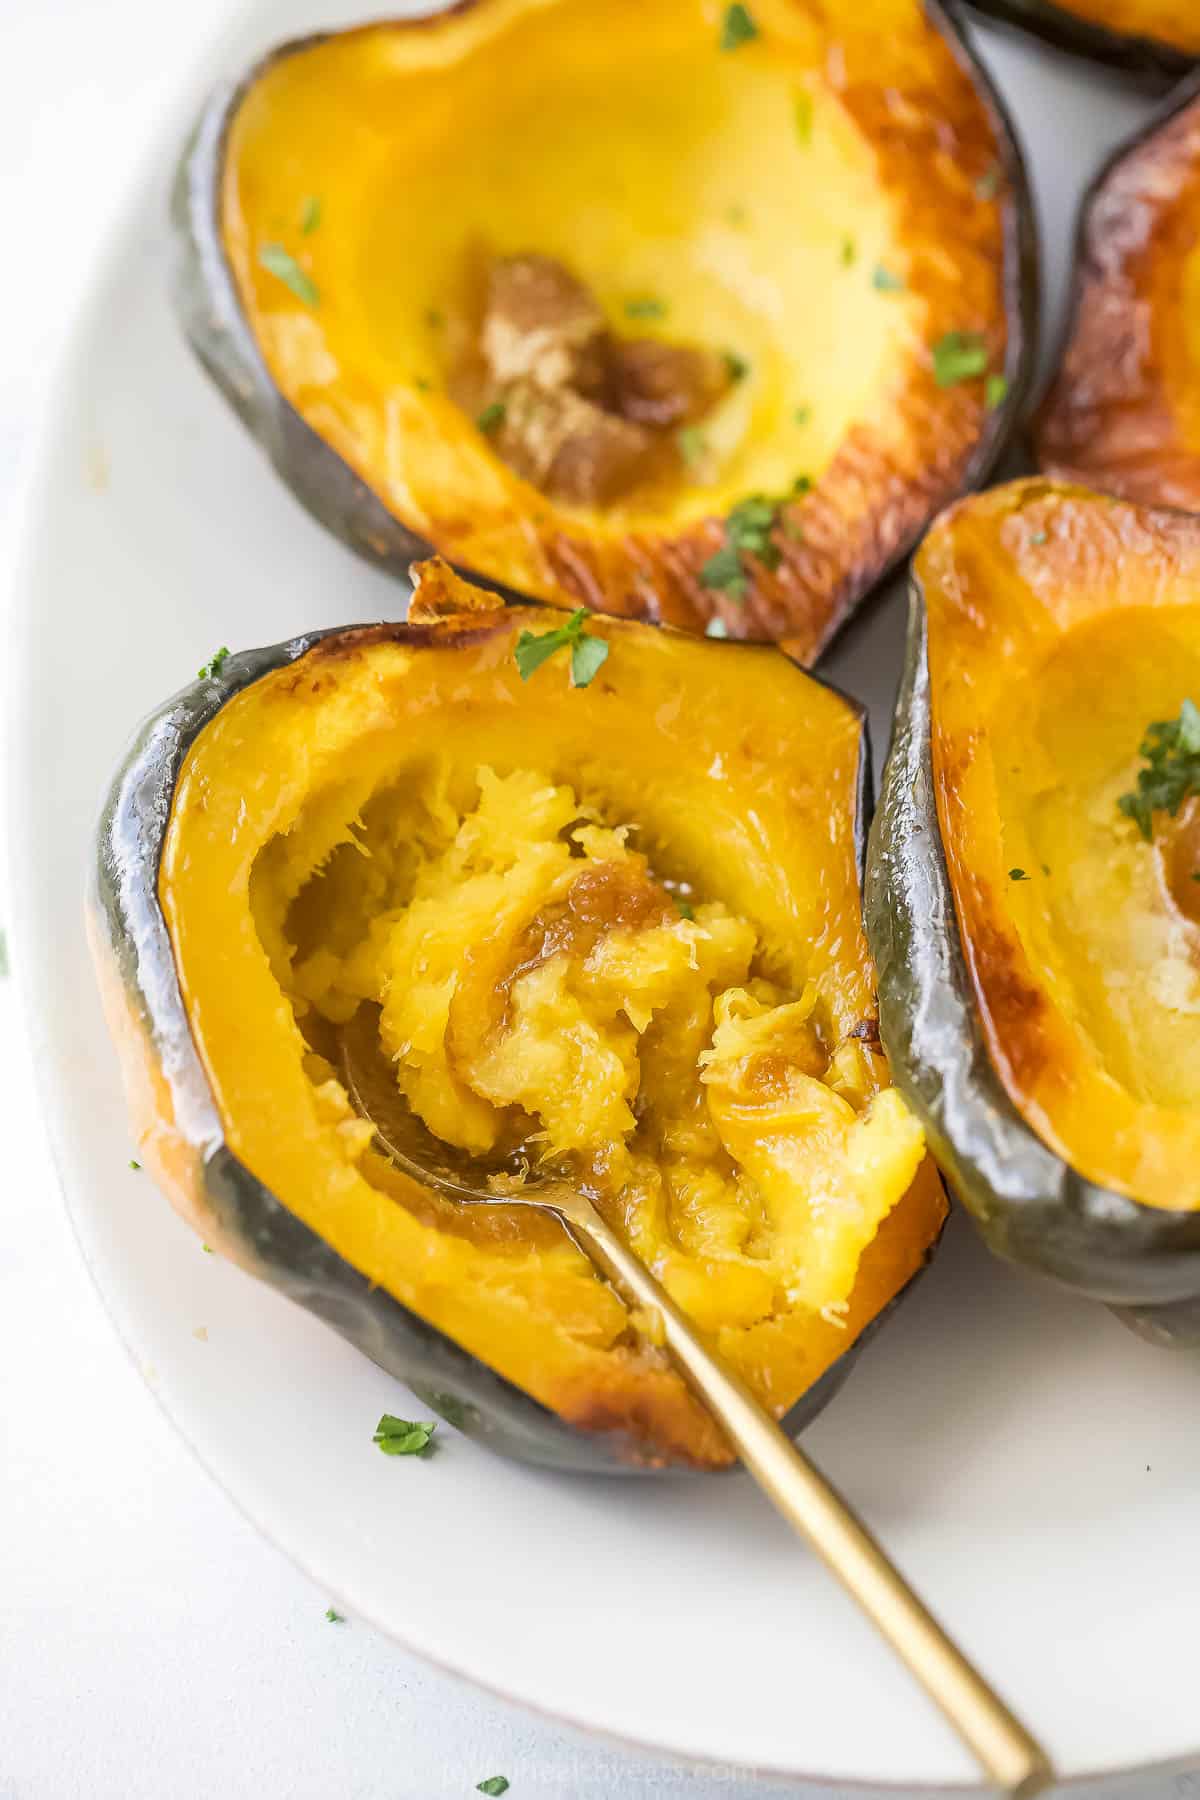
left=0, top=3, right=1190, bottom=1797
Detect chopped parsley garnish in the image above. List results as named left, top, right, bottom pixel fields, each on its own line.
left=624, top=296, right=666, bottom=321
left=677, top=426, right=707, bottom=468
left=719, top=3, right=758, bottom=50
left=728, top=495, right=784, bottom=568
left=325, top=1607, right=345, bottom=1623
left=129, top=1159, right=140, bottom=1171
left=1029, top=529, right=1048, bottom=546
left=258, top=243, right=318, bottom=307
left=872, top=264, right=904, bottom=293
left=1118, top=699, right=1200, bottom=840
left=1009, top=869, right=1031, bottom=882
left=477, top=1781, right=510, bottom=1797
left=706, top=618, right=730, bottom=639
left=373, top=1414, right=438, bottom=1457
left=514, top=610, right=609, bottom=688
left=985, top=372, right=1009, bottom=410
left=299, top=196, right=321, bottom=235
left=413, top=376, right=432, bottom=393
left=477, top=401, right=507, bottom=435
left=701, top=486, right=806, bottom=598
left=840, top=236, right=856, bottom=268
left=932, top=331, right=990, bottom=388
left=794, top=91, right=812, bottom=146
left=700, top=542, right=748, bottom=598
left=723, top=349, right=749, bottom=382
left=726, top=203, right=748, bottom=228
left=202, top=1243, right=213, bottom=1254
left=198, top=646, right=231, bottom=679
left=425, top=306, right=445, bottom=329
left=975, top=164, right=1002, bottom=201
left=676, top=899, right=695, bottom=920
left=794, top=405, right=811, bottom=426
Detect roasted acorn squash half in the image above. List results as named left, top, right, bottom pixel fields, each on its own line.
left=866, top=479, right=1200, bottom=1347
left=1037, top=72, right=1200, bottom=509
left=172, top=0, right=1035, bottom=664
left=89, top=560, right=946, bottom=1471
left=965, top=0, right=1198, bottom=73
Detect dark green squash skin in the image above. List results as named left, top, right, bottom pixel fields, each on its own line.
left=961, top=0, right=1194, bottom=78
left=90, top=619, right=937, bottom=1473
left=865, top=586, right=1200, bottom=1348
left=168, top=1, right=1039, bottom=653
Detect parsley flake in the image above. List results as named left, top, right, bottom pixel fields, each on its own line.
left=258, top=243, right=318, bottom=307
left=299, top=196, right=321, bottom=235
left=872, top=264, right=904, bottom=293
left=202, top=1243, right=213, bottom=1254
left=1009, top=868, right=1031, bottom=882
left=1029, top=529, right=1048, bottom=546
left=677, top=426, right=707, bottom=468
left=723, top=348, right=750, bottom=382
left=514, top=610, right=609, bottom=688
left=425, top=306, right=445, bottom=329
left=477, top=1781, right=510, bottom=1797
left=373, top=1414, right=438, bottom=1457
left=701, top=486, right=803, bottom=598
left=198, top=646, right=231, bottom=679
left=129, top=1159, right=140, bottom=1171
left=840, top=236, right=856, bottom=268
left=975, top=164, right=1002, bottom=201
left=1118, top=699, right=1200, bottom=840
left=719, top=3, right=758, bottom=50
left=794, top=91, right=813, bottom=146
left=794, top=405, right=811, bottom=426
left=729, top=495, right=784, bottom=568
left=700, top=542, right=748, bottom=598
left=932, top=331, right=990, bottom=388
left=325, top=1607, right=345, bottom=1623
left=676, top=899, right=695, bottom=920
left=477, top=401, right=507, bottom=435
left=624, top=296, right=666, bottom=321
left=985, top=372, right=1009, bottom=410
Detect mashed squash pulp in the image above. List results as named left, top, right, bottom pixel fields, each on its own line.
left=286, top=764, right=925, bottom=1335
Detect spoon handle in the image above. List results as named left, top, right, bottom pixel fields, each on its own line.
left=550, top=1187, right=1053, bottom=1798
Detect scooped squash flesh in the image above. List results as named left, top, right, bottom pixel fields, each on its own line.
left=155, top=561, right=944, bottom=1467
left=1037, top=77, right=1200, bottom=509
left=921, top=482, right=1200, bottom=1210
left=212, top=0, right=1029, bottom=658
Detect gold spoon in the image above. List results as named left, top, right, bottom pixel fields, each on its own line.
left=339, top=1006, right=1052, bottom=1796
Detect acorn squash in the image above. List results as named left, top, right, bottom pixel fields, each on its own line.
left=89, top=559, right=946, bottom=1470
left=172, top=0, right=1035, bottom=663
left=966, top=0, right=1198, bottom=72
left=866, top=478, right=1200, bottom=1347
left=1037, top=72, right=1200, bottom=508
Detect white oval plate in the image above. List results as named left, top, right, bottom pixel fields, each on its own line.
left=10, top=1, right=1200, bottom=1787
